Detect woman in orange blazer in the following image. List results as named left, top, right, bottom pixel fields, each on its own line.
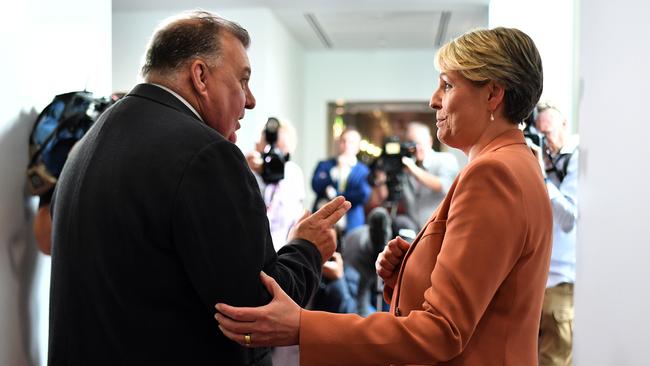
left=216, top=27, right=553, bottom=366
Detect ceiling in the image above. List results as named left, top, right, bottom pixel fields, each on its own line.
left=112, top=0, right=489, bottom=50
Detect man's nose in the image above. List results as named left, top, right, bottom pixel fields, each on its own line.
left=246, top=88, right=256, bottom=109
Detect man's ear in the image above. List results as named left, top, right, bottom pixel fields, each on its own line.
left=486, top=81, right=505, bottom=113
left=189, top=59, right=210, bottom=96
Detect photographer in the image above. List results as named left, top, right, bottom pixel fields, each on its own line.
left=246, top=117, right=305, bottom=251
left=369, top=121, right=459, bottom=230
left=28, top=91, right=120, bottom=255
left=533, top=102, right=579, bottom=366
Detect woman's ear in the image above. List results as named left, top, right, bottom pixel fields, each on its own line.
left=189, top=59, right=210, bottom=96
left=487, top=81, right=505, bottom=112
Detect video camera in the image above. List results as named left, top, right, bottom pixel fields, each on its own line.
left=261, top=117, right=289, bottom=184
left=370, top=136, right=416, bottom=203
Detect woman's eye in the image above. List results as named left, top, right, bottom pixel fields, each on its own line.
left=443, top=82, right=452, bottom=91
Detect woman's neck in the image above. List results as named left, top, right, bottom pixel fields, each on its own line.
left=467, top=119, right=518, bottom=161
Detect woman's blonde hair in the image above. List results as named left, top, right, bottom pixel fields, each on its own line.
left=435, top=27, right=543, bottom=124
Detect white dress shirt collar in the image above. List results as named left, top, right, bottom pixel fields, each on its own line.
left=151, top=83, right=203, bottom=122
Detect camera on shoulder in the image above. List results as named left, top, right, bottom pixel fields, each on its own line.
left=370, top=136, right=416, bottom=202
left=261, top=117, right=289, bottom=184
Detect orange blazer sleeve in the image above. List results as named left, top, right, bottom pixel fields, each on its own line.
left=299, top=157, right=532, bottom=366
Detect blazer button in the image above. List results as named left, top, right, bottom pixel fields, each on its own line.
left=395, top=307, right=401, bottom=316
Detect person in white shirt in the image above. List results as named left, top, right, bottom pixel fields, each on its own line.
left=246, top=118, right=305, bottom=251
left=535, top=101, right=579, bottom=366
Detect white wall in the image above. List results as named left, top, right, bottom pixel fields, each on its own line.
left=300, top=49, right=444, bottom=206
left=489, top=0, right=577, bottom=128
left=0, top=0, right=112, bottom=364
left=575, top=0, right=650, bottom=364
left=112, top=7, right=305, bottom=155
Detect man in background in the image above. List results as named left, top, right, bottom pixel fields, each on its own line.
left=312, top=127, right=371, bottom=233
left=369, top=121, right=459, bottom=231
left=535, top=102, right=579, bottom=366
left=48, top=10, right=348, bottom=365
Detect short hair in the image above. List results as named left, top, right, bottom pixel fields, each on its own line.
left=340, top=127, right=361, bottom=139
left=435, top=27, right=543, bottom=124
left=536, top=100, right=562, bottom=116
left=141, top=10, right=250, bottom=77
left=277, top=118, right=298, bottom=154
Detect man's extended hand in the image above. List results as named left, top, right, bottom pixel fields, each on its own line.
left=288, top=196, right=351, bottom=264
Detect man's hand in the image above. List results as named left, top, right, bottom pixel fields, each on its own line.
left=401, top=156, right=418, bottom=174
left=375, top=236, right=411, bottom=290
left=288, top=196, right=351, bottom=264
left=245, top=151, right=262, bottom=174
left=322, top=252, right=344, bottom=280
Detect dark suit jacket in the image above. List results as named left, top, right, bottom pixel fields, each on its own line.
left=311, top=158, right=371, bottom=232
left=299, top=129, right=553, bottom=366
left=48, top=84, right=322, bottom=365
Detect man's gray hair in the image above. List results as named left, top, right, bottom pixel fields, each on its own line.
left=141, top=10, right=250, bottom=77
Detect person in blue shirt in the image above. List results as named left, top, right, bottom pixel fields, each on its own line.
left=311, top=127, right=371, bottom=233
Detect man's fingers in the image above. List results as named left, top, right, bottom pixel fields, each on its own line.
left=312, top=196, right=347, bottom=220
left=296, top=209, right=310, bottom=223
left=322, top=261, right=337, bottom=271
left=331, top=252, right=343, bottom=264
left=322, top=201, right=351, bottom=227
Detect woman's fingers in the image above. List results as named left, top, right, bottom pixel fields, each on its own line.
left=214, top=312, right=253, bottom=334
left=260, top=271, right=279, bottom=297
left=215, top=303, right=260, bottom=322
left=217, top=324, right=242, bottom=344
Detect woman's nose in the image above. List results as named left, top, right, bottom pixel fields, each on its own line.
left=429, top=89, right=442, bottom=110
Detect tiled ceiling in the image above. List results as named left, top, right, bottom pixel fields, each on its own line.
left=113, top=0, right=489, bottom=50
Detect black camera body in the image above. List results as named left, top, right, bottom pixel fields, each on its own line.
left=523, top=107, right=546, bottom=152
left=261, top=117, right=289, bottom=184
left=372, top=136, right=416, bottom=203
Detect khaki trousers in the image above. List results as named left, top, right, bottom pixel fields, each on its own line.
left=539, top=282, right=574, bottom=366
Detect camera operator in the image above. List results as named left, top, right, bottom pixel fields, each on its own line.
left=29, top=91, right=121, bottom=255
left=532, top=102, right=579, bottom=366
left=369, top=121, right=459, bottom=231
left=246, top=117, right=305, bottom=251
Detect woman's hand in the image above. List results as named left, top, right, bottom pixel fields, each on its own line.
left=375, top=236, right=411, bottom=289
left=215, top=272, right=301, bottom=348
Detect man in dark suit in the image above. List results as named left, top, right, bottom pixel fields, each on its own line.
left=48, top=10, right=349, bottom=365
